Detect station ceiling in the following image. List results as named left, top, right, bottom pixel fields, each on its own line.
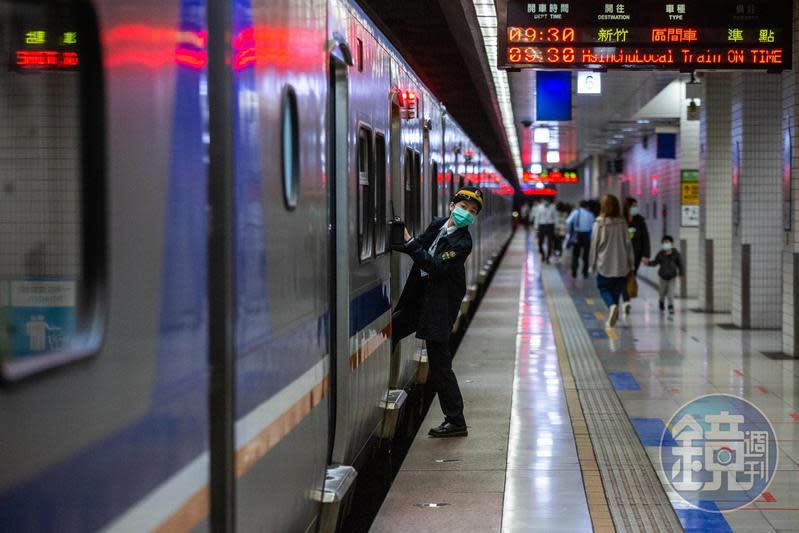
left=359, top=0, right=681, bottom=186
left=356, top=0, right=520, bottom=187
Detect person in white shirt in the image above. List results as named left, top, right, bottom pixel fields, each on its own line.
left=535, top=198, right=558, bottom=263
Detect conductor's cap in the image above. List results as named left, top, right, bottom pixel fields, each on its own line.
left=451, top=186, right=483, bottom=213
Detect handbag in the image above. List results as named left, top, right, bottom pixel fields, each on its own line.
left=626, top=272, right=639, bottom=299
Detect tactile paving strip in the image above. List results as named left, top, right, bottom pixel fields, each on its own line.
left=543, top=268, right=683, bottom=533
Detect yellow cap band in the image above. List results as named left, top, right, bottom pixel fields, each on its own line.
left=454, top=189, right=483, bottom=206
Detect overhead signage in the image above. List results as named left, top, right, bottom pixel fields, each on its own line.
left=577, top=71, right=601, bottom=93
left=522, top=169, right=579, bottom=183
left=501, top=1, right=791, bottom=71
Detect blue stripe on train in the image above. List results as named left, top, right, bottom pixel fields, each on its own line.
left=349, top=282, right=391, bottom=337
left=0, top=285, right=391, bottom=531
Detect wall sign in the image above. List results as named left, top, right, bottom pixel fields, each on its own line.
left=681, top=169, right=699, bottom=227
left=501, top=1, right=791, bottom=70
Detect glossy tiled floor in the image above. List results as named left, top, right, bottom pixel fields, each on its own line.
left=552, top=247, right=799, bottom=533
left=501, top=234, right=593, bottom=532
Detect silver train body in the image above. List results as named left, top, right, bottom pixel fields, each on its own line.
left=0, top=0, right=512, bottom=531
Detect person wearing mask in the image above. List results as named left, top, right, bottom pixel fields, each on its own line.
left=620, top=197, right=651, bottom=317
left=535, top=197, right=558, bottom=263
left=565, top=200, right=596, bottom=278
left=391, top=186, right=484, bottom=438
left=589, top=194, right=634, bottom=328
left=645, top=235, right=683, bottom=314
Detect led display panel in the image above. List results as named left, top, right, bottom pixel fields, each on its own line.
left=501, top=1, right=792, bottom=71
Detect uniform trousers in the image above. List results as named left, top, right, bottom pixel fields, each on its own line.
left=392, top=307, right=466, bottom=427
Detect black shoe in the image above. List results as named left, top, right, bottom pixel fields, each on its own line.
left=659, top=300, right=665, bottom=311
left=583, top=272, right=589, bottom=279
left=668, top=305, right=675, bottom=314
left=428, top=422, right=468, bottom=438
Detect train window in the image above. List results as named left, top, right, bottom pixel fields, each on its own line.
left=431, top=161, right=439, bottom=217
left=403, top=148, right=421, bottom=234
left=357, top=126, right=374, bottom=260
left=0, top=0, right=105, bottom=381
left=282, top=86, right=300, bottom=210
left=413, top=151, right=421, bottom=230
left=403, top=148, right=413, bottom=233
left=375, top=132, right=387, bottom=254
left=445, top=170, right=454, bottom=213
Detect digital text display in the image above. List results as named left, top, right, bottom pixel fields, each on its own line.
left=501, top=1, right=791, bottom=70
left=11, top=28, right=80, bottom=71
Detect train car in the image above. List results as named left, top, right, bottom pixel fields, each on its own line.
left=0, top=0, right=512, bottom=531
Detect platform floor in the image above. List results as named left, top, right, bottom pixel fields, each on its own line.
left=370, top=231, right=799, bottom=533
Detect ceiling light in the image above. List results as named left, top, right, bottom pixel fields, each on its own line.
left=534, top=127, right=551, bottom=143
left=472, top=0, right=522, bottom=179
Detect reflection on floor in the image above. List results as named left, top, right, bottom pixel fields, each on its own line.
left=548, top=247, right=799, bottom=533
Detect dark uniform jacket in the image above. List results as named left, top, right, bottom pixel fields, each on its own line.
left=627, top=214, right=651, bottom=265
left=394, top=217, right=473, bottom=342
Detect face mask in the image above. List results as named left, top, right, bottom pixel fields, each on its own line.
left=629, top=207, right=640, bottom=216
left=662, top=242, right=673, bottom=251
left=452, top=206, right=475, bottom=228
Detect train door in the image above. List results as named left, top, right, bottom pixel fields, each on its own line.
left=389, top=101, right=402, bottom=309
left=328, top=42, right=351, bottom=463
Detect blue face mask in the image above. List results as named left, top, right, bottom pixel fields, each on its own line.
left=662, top=242, right=673, bottom=251
left=452, top=206, right=476, bottom=227
left=629, top=206, right=640, bottom=216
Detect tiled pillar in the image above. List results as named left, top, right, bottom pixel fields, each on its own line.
left=698, top=74, right=733, bottom=312
left=782, top=0, right=799, bottom=355
left=730, top=73, right=783, bottom=329
left=679, top=86, right=700, bottom=298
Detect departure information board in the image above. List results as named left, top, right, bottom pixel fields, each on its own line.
left=500, top=1, right=792, bottom=70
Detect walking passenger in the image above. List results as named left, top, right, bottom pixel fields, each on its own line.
left=535, top=197, right=558, bottom=263
left=553, top=203, right=569, bottom=258
left=620, top=197, right=651, bottom=317
left=589, top=194, right=634, bottom=329
left=392, top=186, right=484, bottom=438
left=645, top=235, right=683, bottom=314
left=565, top=200, right=596, bottom=278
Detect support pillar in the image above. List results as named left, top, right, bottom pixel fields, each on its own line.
left=698, top=73, right=732, bottom=312
left=731, top=73, right=783, bottom=329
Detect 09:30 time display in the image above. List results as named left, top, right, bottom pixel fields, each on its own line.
left=508, top=26, right=576, bottom=43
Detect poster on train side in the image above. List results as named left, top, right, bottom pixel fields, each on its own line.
left=1, top=279, right=78, bottom=381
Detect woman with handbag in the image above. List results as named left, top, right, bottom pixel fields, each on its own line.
left=589, top=194, right=635, bottom=328
left=620, top=197, right=651, bottom=317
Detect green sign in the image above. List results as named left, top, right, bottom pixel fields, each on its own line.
left=681, top=169, right=699, bottom=183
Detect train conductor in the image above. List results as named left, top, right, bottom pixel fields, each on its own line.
left=391, top=186, right=483, bottom=438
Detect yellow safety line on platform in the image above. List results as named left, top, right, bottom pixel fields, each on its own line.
left=594, top=311, right=605, bottom=321
left=545, top=285, right=616, bottom=533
